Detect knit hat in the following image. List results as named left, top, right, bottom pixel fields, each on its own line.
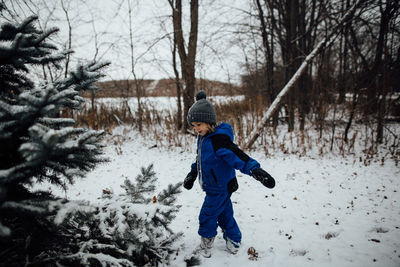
left=187, top=90, right=216, bottom=125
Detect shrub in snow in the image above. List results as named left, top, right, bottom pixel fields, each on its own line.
left=53, top=165, right=183, bottom=266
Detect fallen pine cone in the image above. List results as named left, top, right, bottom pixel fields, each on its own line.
left=247, top=247, right=259, bottom=261
left=102, top=188, right=112, bottom=195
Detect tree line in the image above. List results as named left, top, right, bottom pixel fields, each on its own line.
left=239, top=0, right=399, bottom=146
left=2, top=0, right=399, bottom=143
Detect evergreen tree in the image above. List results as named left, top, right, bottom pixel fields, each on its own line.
left=0, top=14, right=109, bottom=265
left=0, top=14, right=183, bottom=266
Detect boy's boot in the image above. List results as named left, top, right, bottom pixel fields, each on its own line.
left=225, top=238, right=240, bottom=254
left=198, top=237, right=215, bottom=258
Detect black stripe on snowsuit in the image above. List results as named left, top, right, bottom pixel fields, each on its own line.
left=210, top=134, right=251, bottom=162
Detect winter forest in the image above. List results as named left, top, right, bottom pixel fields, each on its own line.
left=0, top=0, right=399, bottom=266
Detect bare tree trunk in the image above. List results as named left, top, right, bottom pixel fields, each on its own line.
left=287, top=0, right=299, bottom=132
left=344, top=0, right=398, bottom=142
left=376, top=94, right=385, bottom=143
left=337, top=0, right=350, bottom=104
left=60, top=0, right=72, bottom=79
left=256, top=0, right=277, bottom=127
left=374, top=0, right=398, bottom=144
left=172, top=34, right=183, bottom=130
left=298, top=0, right=314, bottom=132
left=128, top=0, right=142, bottom=132
left=266, top=1, right=278, bottom=129
left=365, top=0, right=395, bottom=114
left=344, top=91, right=358, bottom=143
left=168, top=0, right=199, bottom=132
left=246, top=0, right=363, bottom=149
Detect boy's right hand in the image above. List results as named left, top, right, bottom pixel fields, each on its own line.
left=183, top=172, right=197, bottom=190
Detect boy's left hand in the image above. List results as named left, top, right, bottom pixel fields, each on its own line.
left=251, top=168, right=276, bottom=188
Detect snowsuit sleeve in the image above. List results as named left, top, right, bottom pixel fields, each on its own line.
left=210, top=134, right=260, bottom=175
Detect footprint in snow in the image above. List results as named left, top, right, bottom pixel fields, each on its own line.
left=323, top=231, right=340, bottom=240
left=370, top=226, right=389, bottom=233
left=289, top=249, right=308, bottom=256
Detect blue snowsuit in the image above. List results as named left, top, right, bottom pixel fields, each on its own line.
left=191, top=122, right=260, bottom=244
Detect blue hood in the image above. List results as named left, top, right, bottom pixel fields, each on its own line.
left=212, top=122, right=234, bottom=141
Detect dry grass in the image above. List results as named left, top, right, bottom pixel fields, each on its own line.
left=66, top=97, right=399, bottom=164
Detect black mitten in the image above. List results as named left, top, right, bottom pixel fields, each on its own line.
left=251, top=168, right=275, bottom=188
left=183, top=172, right=197, bottom=190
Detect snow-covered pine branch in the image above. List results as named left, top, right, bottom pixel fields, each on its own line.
left=49, top=165, right=183, bottom=266
left=122, top=164, right=158, bottom=203
left=158, top=182, right=183, bottom=206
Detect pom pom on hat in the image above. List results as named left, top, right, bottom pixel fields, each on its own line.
left=196, top=90, right=207, bottom=101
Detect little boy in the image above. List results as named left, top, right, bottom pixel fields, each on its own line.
left=184, top=91, right=275, bottom=257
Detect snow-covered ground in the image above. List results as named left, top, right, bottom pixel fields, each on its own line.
left=43, top=126, right=400, bottom=267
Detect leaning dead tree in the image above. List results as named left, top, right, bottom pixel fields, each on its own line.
left=245, top=0, right=364, bottom=149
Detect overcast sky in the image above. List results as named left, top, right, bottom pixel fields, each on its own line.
left=4, top=0, right=256, bottom=85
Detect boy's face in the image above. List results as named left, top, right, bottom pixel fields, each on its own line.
left=191, top=122, right=209, bottom=136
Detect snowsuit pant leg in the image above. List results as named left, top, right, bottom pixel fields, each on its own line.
left=218, top=194, right=242, bottom=244
left=198, top=192, right=241, bottom=243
